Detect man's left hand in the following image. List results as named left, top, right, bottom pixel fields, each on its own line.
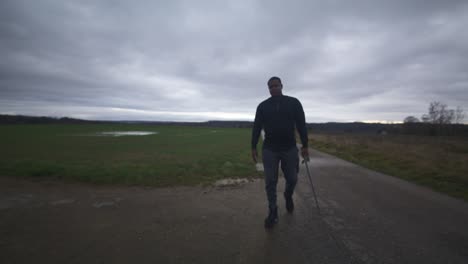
left=301, top=147, right=309, bottom=161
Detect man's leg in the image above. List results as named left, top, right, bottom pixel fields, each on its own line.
left=262, top=148, right=280, bottom=210
left=281, top=146, right=299, bottom=212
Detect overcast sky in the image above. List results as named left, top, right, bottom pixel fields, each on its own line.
left=1, top=0, right=467, bottom=123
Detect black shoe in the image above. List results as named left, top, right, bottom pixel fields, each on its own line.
left=264, top=207, right=278, bottom=229
left=285, top=194, right=294, bottom=213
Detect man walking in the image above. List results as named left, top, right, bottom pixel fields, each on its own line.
left=251, top=76, right=309, bottom=229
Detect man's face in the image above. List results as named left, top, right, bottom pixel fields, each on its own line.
left=268, top=79, right=282, bottom=96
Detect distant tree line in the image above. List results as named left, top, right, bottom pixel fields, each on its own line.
left=0, top=115, right=253, bottom=128
left=2, top=113, right=467, bottom=136
left=403, top=102, right=466, bottom=136
left=305, top=122, right=400, bottom=135
left=0, top=115, right=97, bottom=124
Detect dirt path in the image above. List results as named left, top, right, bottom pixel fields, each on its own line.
left=1, top=149, right=468, bottom=264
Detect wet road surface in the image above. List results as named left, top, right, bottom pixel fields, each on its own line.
left=1, top=149, right=468, bottom=263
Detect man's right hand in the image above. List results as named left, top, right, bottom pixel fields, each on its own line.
left=252, top=149, right=258, bottom=163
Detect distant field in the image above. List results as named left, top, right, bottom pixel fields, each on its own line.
left=0, top=124, right=262, bottom=186
left=310, top=133, right=468, bottom=201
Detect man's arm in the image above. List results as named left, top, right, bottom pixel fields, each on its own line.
left=295, top=99, right=309, bottom=158
left=251, top=105, right=263, bottom=162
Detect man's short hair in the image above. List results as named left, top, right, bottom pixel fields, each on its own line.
left=268, top=76, right=282, bottom=84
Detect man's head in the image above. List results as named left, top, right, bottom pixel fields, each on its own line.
left=267, top=76, right=283, bottom=96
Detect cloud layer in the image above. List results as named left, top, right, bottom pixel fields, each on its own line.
left=1, top=0, right=467, bottom=122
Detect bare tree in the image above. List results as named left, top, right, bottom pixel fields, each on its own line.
left=455, top=106, right=465, bottom=124
left=403, top=116, right=420, bottom=123
left=427, top=101, right=441, bottom=124
left=443, top=109, right=455, bottom=124
left=426, top=101, right=454, bottom=125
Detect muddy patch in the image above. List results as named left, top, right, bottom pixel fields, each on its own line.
left=213, top=178, right=249, bottom=187
left=255, top=163, right=264, bottom=171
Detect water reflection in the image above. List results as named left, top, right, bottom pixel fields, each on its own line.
left=97, top=131, right=157, bottom=137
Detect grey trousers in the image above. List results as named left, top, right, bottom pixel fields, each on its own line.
left=262, top=146, right=299, bottom=210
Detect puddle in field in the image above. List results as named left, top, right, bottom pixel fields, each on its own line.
left=96, top=131, right=157, bottom=137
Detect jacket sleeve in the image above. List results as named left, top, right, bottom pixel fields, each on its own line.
left=251, top=104, right=263, bottom=150
left=295, top=99, right=308, bottom=148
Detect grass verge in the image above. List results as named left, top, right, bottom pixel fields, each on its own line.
left=310, top=133, right=468, bottom=201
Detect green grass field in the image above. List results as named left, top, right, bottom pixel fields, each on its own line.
left=0, top=124, right=262, bottom=186
left=310, top=133, right=468, bottom=201
left=3, top=124, right=467, bottom=200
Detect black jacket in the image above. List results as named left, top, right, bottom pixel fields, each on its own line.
left=251, top=95, right=308, bottom=151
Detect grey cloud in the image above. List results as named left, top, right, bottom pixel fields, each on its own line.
left=1, top=0, right=467, bottom=123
